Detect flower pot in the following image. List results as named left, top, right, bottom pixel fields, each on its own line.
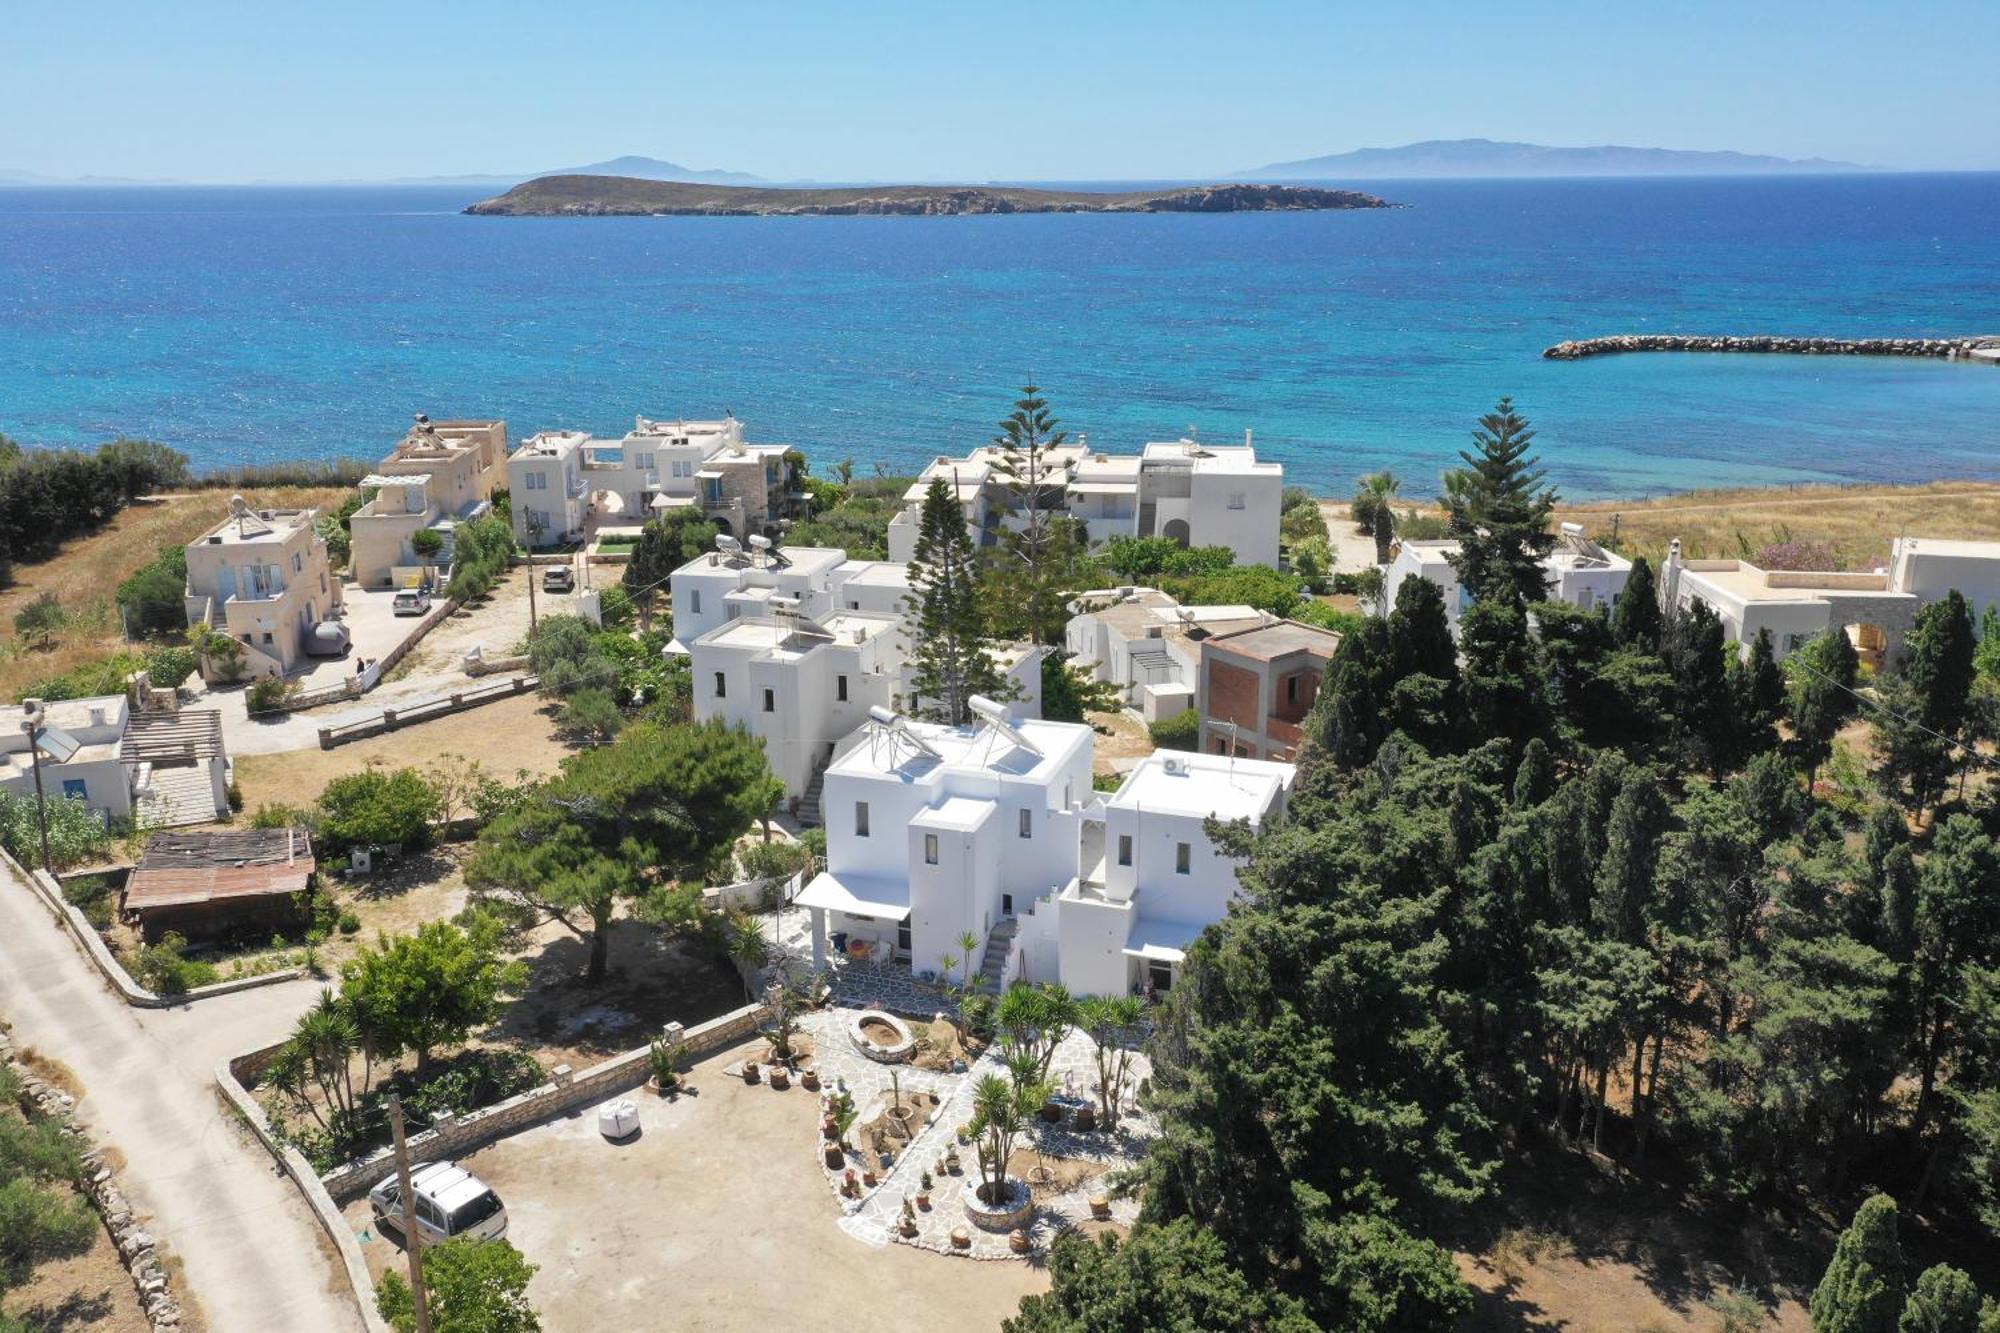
left=862, top=1169, right=877, bottom=1187
left=1074, top=1103, right=1095, bottom=1131
left=1040, top=1101, right=1062, bottom=1123
left=916, top=1192, right=930, bottom=1209
left=900, top=1218, right=918, bottom=1238
left=825, top=1144, right=845, bottom=1168
left=768, top=1066, right=790, bottom=1090
left=743, top=1062, right=761, bottom=1085
left=801, top=1069, right=820, bottom=1091
left=1009, top=1228, right=1031, bottom=1254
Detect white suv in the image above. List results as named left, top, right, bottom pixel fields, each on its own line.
left=368, top=1162, right=508, bottom=1245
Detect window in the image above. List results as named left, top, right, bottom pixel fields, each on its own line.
left=836, top=674, right=849, bottom=702
left=1175, top=842, right=1191, bottom=874
left=924, top=833, right=939, bottom=864
left=1286, top=675, right=1299, bottom=704
left=713, top=671, right=726, bottom=698
left=261, top=632, right=273, bottom=645
left=762, top=688, right=775, bottom=713
left=292, top=552, right=303, bottom=573
left=689, top=589, right=701, bottom=614
left=524, top=471, right=547, bottom=491
left=672, top=459, right=693, bottom=479
left=855, top=802, right=870, bottom=837
left=1018, top=808, right=1032, bottom=838
left=1117, top=834, right=1132, bottom=867
left=1227, top=492, right=1246, bottom=510
left=62, top=778, right=87, bottom=801
left=636, top=452, right=655, bottom=471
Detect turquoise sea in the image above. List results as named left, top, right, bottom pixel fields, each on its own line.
left=0, top=173, right=1996, bottom=499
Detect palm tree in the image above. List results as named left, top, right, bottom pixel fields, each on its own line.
left=968, top=1053, right=1051, bottom=1204
left=727, top=915, right=769, bottom=1002
left=1353, top=471, right=1402, bottom=565
left=957, top=931, right=980, bottom=990
left=1077, top=994, right=1144, bottom=1126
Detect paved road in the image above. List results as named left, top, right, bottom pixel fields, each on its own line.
left=0, top=857, right=360, bottom=1332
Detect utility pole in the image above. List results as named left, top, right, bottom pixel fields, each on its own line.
left=386, top=1095, right=432, bottom=1333
left=524, top=515, right=544, bottom=633
left=19, top=702, right=52, bottom=874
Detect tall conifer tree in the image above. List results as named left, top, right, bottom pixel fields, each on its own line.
left=1444, top=398, right=1559, bottom=610
left=905, top=476, right=1006, bottom=724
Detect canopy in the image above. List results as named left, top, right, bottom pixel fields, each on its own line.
left=1120, top=914, right=1206, bottom=963
left=794, top=871, right=912, bottom=922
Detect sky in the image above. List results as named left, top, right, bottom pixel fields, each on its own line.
left=6, top=1, right=1996, bottom=182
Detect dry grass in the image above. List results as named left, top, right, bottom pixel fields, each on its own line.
left=1553, top=480, right=2000, bottom=570
left=0, top=488, right=349, bottom=701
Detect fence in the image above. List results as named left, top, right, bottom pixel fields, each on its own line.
left=316, top=675, right=538, bottom=749
left=254, top=594, right=461, bottom=715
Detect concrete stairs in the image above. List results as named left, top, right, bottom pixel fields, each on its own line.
left=797, top=766, right=826, bottom=827
left=974, top=917, right=1019, bottom=995
left=135, top=766, right=220, bottom=829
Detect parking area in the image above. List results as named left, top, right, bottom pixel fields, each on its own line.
left=340, top=1036, right=1048, bottom=1333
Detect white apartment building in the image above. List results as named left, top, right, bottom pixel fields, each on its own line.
left=1887, top=537, right=2000, bottom=625
left=182, top=500, right=342, bottom=678
left=1063, top=588, right=1264, bottom=721
left=506, top=416, right=801, bottom=547
left=1015, top=749, right=1295, bottom=998
left=885, top=435, right=1284, bottom=568
left=675, top=540, right=1040, bottom=797
left=795, top=704, right=1096, bottom=981
left=349, top=416, right=505, bottom=590
left=1378, top=524, right=1633, bottom=635
left=796, top=708, right=1295, bottom=998
left=1661, top=539, right=1921, bottom=662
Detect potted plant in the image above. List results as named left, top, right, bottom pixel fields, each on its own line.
left=842, top=1167, right=858, bottom=1195
left=826, top=1141, right=846, bottom=1169
left=862, top=1167, right=877, bottom=1187
left=899, top=1199, right=918, bottom=1237
left=1009, top=1227, right=1031, bottom=1254
left=768, top=1063, right=790, bottom=1090
left=917, top=1172, right=932, bottom=1209
left=646, top=1036, right=680, bottom=1096
left=944, top=1145, right=961, bottom=1174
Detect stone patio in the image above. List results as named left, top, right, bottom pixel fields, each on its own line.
left=794, top=1010, right=1151, bottom=1261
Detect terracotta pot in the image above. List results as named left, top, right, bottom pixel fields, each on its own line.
left=916, top=1192, right=930, bottom=1209
left=1041, top=1102, right=1062, bottom=1123
left=900, top=1218, right=918, bottom=1238
left=1074, top=1104, right=1096, bottom=1131
left=743, top=1062, right=761, bottom=1085
left=768, top=1066, right=790, bottom=1090
left=862, top=1170, right=877, bottom=1187
left=1009, top=1228, right=1031, bottom=1254
left=824, top=1145, right=845, bottom=1168
left=801, top=1069, right=820, bottom=1091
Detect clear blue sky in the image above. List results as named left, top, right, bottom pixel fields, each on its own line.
left=9, top=1, right=1996, bottom=181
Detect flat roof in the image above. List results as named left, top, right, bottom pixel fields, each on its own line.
left=838, top=560, right=912, bottom=589
left=0, top=694, right=127, bottom=733
left=1140, top=441, right=1278, bottom=474
left=190, top=508, right=315, bottom=547
left=1120, top=914, right=1207, bottom=963
left=1111, top=751, right=1292, bottom=823
left=911, top=796, right=996, bottom=832
left=1204, top=619, right=1342, bottom=661
left=1898, top=537, right=2000, bottom=559
left=125, top=827, right=315, bottom=911
left=830, top=714, right=1092, bottom=785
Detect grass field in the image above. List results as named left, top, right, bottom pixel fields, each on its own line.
left=1552, top=480, right=2000, bottom=570
left=0, top=488, right=348, bottom=701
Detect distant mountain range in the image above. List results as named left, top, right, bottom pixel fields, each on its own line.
left=1237, top=138, right=1874, bottom=180
left=392, top=155, right=763, bottom=187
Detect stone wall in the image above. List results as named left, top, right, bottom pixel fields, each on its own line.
left=1545, top=334, right=1998, bottom=361
left=1, top=1031, right=189, bottom=1331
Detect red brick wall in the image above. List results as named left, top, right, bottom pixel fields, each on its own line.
left=1205, top=657, right=1263, bottom=730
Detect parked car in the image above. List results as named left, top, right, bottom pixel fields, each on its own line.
left=303, top=621, right=352, bottom=658
left=541, top=565, right=575, bottom=594
left=368, top=1162, right=508, bottom=1245
left=392, top=590, right=431, bottom=616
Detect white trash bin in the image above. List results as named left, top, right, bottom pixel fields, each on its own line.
left=598, top=1098, right=640, bottom=1140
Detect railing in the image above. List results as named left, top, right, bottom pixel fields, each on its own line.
left=316, top=675, right=537, bottom=748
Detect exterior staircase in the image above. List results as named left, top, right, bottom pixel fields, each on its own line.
left=797, top=765, right=827, bottom=827
left=135, top=766, right=221, bottom=829
left=974, top=917, right=1019, bottom=995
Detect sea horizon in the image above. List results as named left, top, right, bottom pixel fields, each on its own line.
left=2, top=172, right=1996, bottom=501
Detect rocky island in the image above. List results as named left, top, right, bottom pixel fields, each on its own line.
left=1545, top=333, right=2000, bottom=362
left=464, top=175, right=1394, bottom=217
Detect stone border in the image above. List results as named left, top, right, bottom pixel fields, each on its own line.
left=4, top=847, right=302, bottom=1008
left=960, top=1176, right=1033, bottom=1232
left=1, top=1030, right=189, bottom=1331
left=847, top=1009, right=915, bottom=1063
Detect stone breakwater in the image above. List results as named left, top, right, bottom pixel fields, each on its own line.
left=1544, top=334, right=2000, bottom=361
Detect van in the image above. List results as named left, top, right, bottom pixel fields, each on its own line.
left=368, top=1162, right=508, bottom=1245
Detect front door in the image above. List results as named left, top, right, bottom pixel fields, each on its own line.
left=1001, top=893, right=1014, bottom=916
left=896, top=920, right=911, bottom=959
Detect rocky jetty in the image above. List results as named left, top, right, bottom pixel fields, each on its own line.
left=1545, top=334, right=2000, bottom=362
left=466, top=175, right=1394, bottom=217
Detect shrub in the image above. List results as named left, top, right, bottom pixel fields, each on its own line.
left=1093, top=771, right=1124, bottom=793
left=245, top=676, right=296, bottom=714
left=143, top=645, right=198, bottom=691
left=557, top=688, right=625, bottom=745
left=1148, top=708, right=1201, bottom=752
left=410, top=528, right=444, bottom=557
left=20, top=651, right=144, bottom=702
left=0, top=791, right=114, bottom=870
left=443, top=515, right=515, bottom=601
left=376, top=1236, right=540, bottom=1333
left=12, top=591, right=66, bottom=647
left=117, top=544, right=190, bottom=637
left=60, top=873, right=117, bottom=930
left=337, top=910, right=361, bottom=936
left=596, top=584, right=635, bottom=628
left=249, top=801, right=309, bottom=830
left=315, top=767, right=441, bottom=854
left=132, top=931, right=220, bottom=996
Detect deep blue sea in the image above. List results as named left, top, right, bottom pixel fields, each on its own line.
left=1, top=174, right=1996, bottom=499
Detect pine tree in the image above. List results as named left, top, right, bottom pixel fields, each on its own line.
left=905, top=476, right=1006, bottom=724
left=1730, top=627, right=1787, bottom=763
left=1791, top=627, right=1861, bottom=775
left=1612, top=555, right=1661, bottom=651
left=989, top=382, right=1075, bottom=643
left=1662, top=598, right=1733, bottom=774
left=1443, top=397, right=1558, bottom=610
left=1388, top=575, right=1458, bottom=683
left=1897, top=1264, right=1984, bottom=1333
left=1810, top=1193, right=1905, bottom=1333
left=1906, top=591, right=1977, bottom=739
left=1513, top=737, right=1556, bottom=807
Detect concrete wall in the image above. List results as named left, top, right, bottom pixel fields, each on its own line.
left=1056, top=889, right=1135, bottom=998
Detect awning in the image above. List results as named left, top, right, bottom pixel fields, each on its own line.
left=794, top=871, right=912, bottom=921
left=1120, top=915, right=1206, bottom=963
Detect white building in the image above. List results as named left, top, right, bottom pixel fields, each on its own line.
left=1888, top=537, right=2000, bottom=625
left=505, top=416, right=801, bottom=547
left=1661, top=540, right=1919, bottom=662
left=795, top=704, right=1095, bottom=983
left=1015, top=749, right=1294, bottom=998
left=1063, top=588, right=1265, bottom=721
left=2, top=693, right=230, bottom=830
left=676, top=540, right=1040, bottom=798
left=885, top=435, right=1284, bottom=568
left=1378, top=524, right=1633, bottom=635
left=348, top=417, right=505, bottom=590
left=182, top=501, right=342, bottom=679
left=796, top=706, right=1294, bottom=998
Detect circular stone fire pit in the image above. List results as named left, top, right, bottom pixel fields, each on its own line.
left=847, top=1009, right=915, bottom=1063
left=961, top=1177, right=1034, bottom=1233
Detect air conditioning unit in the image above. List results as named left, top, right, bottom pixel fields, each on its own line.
left=1162, top=756, right=1185, bottom=775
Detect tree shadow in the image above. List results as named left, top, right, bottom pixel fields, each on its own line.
left=13, top=1290, right=114, bottom=1331
left=348, top=847, right=457, bottom=903
left=483, top=919, right=744, bottom=1059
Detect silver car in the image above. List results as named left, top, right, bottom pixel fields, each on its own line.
left=368, top=1162, right=508, bottom=1245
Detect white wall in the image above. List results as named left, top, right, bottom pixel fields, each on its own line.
left=1056, top=891, right=1135, bottom=998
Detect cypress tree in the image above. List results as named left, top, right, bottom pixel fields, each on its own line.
left=1388, top=575, right=1458, bottom=683
left=1730, top=627, right=1787, bottom=763
left=1791, top=627, right=1861, bottom=775
left=1906, top=591, right=1977, bottom=736
left=905, top=477, right=1006, bottom=724
left=1443, top=397, right=1558, bottom=610
left=1513, top=737, right=1555, bottom=808
left=1663, top=598, right=1734, bottom=773
left=1897, top=1264, right=1984, bottom=1333
left=1810, top=1193, right=1905, bottom=1333
left=1612, top=555, right=1661, bottom=651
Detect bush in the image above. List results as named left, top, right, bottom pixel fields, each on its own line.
left=0, top=791, right=114, bottom=870
left=557, top=688, right=624, bottom=745
left=249, top=801, right=309, bottom=830
left=960, top=992, right=995, bottom=1042
left=443, top=515, right=515, bottom=601
left=132, top=931, right=220, bottom=996
left=315, top=767, right=441, bottom=854
left=1093, top=771, right=1125, bottom=793
left=337, top=910, right=361, bottom=936
left=20, top=650, right=144, bottom=702
left=245, top=676, right=296, bottom=714
left=596, top=584, right=635, bottom=628
left=376, top=1235, right=540, bottom=1333
left=1148, top=708, right=1201, bottom=752
left=410, top=528, right=444, bottom=557
left=143, top=644, right=198, bottom=691
left=0, top=438, right=189, bottom=572
left=61, top=873, right=117, bottom=930
left=12, top=591, right=66, bottom=647
left=117, top=544, right=189, bottom=637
